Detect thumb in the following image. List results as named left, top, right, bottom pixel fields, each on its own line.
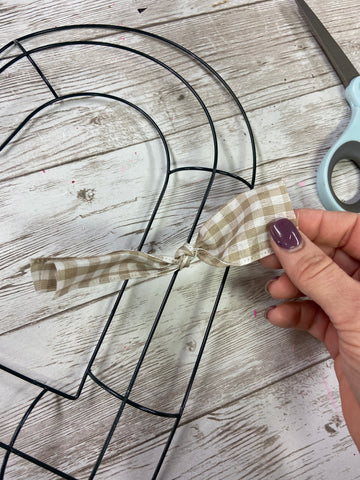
left=269, top=218, right=360, bottom=324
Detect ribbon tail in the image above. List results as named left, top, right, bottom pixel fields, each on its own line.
left=30, top=250, right=183, bottom=295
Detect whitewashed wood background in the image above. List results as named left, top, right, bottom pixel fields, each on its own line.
left=0, top=0, right=359, bottom=478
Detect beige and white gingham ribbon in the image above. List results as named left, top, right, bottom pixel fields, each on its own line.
left=31, top=180, right=296, bottom=295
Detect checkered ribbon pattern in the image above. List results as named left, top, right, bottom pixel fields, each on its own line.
left=31, top=180, right=297, bottom=295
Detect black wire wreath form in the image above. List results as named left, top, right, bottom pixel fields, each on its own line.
left=0, top=25, right=257, bottom=480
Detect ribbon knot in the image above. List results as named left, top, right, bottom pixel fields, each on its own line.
left=174, top=243, right=198, bottom=269
left=30, top=180, right=297, bottom=296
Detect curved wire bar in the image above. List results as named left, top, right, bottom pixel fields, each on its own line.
left=0, top=36, right=220, bottom=398
left=0, top=38, right=220, bottom=244
left=0, top=25, right=257, bottom=480
left=0, top=23, right=256, bottom=189
left=88, top=371, right=179, bottom=419
left=0, top=389, right=47, bottom=479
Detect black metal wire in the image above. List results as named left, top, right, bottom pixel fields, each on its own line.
left=0, top=25, right=257, bottom=479
left=152, top=266, right=230, bottom=479
left=0, top=24, right=257, bottom=189
left=0, top=389, right=47, bottom=477
left=12, top=39, right=59, bottom=98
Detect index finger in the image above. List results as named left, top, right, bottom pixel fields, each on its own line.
left=296, top=208, right=360, bottom=259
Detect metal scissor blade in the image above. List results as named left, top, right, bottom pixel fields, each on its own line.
left=295, top=0, right=358, bottom=87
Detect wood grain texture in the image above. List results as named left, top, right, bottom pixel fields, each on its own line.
left=2, top=362, right=358, bottom=479
left=0, top=0, right=261, bottom=49
left=89, top=361, right=359, bottom=480
left=1, top=0, right=359, bottom=479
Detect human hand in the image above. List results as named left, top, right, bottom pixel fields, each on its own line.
left=260, top=210, right=360, bottom=450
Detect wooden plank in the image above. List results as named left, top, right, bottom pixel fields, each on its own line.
left=1, top=0, right=359, bottom=180
left=2, top=360, right=358, bottom=479
left=0, top=0, right=261, bottom=50
left=97, top=361, right=358, bottom=480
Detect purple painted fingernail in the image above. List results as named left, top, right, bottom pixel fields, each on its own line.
left=264, top=305, right=276, bottom=319
left=264, top=276, right=280, bottom=293
left=270, top=218, right=302, bottom=250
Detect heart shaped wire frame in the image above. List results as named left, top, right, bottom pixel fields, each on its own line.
left=0, top=25, right=256, bottom=480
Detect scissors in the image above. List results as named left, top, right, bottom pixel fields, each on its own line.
left=295, top=0, right=360, bottom=212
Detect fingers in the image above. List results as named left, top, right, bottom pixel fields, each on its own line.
left=260, top=208, right=360, bottom=269
left=265, top=300, right=339, bottom=359
left=332, top=248, right=360, bottom=281
left=265, top=248, right=360, bottom=299
left=295, top=209, right=360, bottom=260
left=268, top=218, right=360, bottom=327
left=260, top=253, right=281, bottom=269
left=265, top=274, right=303, bottom=299
left=261, top=234, right=360, bottom=280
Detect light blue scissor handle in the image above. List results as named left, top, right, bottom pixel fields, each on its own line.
left=317, top=75, right=360, bottom=212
